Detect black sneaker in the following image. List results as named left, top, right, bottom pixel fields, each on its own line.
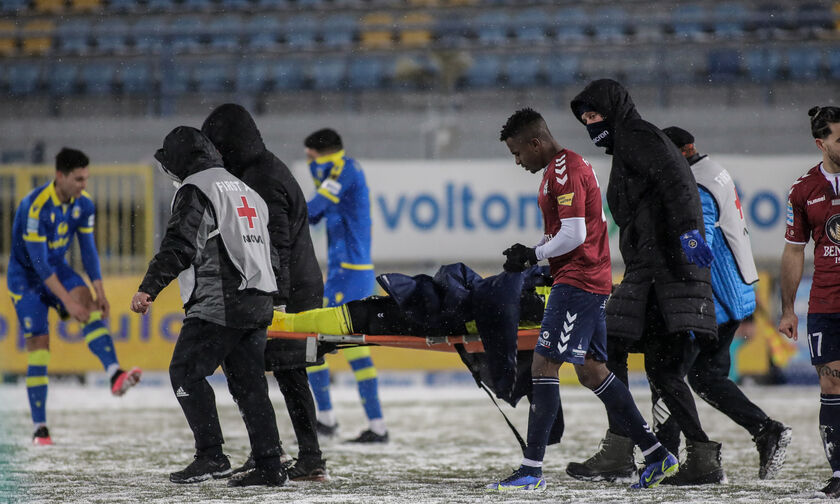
left=815, top=477, right=840, bottom=498
left=169, top=454, right=232, bottom=484
left=232, top=448, right=293, bottom=475
left=32, top=426, right=53, bottom=446
left=316, top=420, right=339, bottom=438
left=346, top=429, right=388, bottom=443
left=288, top=457, right=328, bottom=482
left=227, top=466, right=287, bottom=487
left=754, top=420, right=792, bottom=480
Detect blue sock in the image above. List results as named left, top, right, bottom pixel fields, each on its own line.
left=350, top=356, right=383, bottom=421
left=523, top=377, right=560, bottom=466
left=27, top=349, right=50, bottom=425
left=84, top=312, right=118, bottom=372
left=820, top=394, right=840, bottom=472
left=594, top=373, right=669, bottom=464
left=307, top=363, right=333, bottom=413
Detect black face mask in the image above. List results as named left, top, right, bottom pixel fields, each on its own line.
left=586, top=121, right=613, bottom=150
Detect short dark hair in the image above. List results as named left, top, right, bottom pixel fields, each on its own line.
left=809, top=106, right=840, bottom=139
left=499, top=108, right=544, bottom=142
left=55, top=147, right=89, bottom=174
left=304, top=128, right=343, bottom=152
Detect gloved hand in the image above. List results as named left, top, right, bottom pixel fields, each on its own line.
left=503, top=243, right=538, bottom=273
left=274, top=305, right=286, bottom=313
left=679, top=229, right=713, bottom=268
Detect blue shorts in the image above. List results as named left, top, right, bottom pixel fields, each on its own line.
left=807, top=313, right=840, bottom=365
left=9, top=262, right=87, bottom=338
left=324, top=267, right=375, bottom=307
left=535, top=284, right=608, bottom=365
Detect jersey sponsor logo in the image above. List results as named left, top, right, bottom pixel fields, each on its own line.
left=58, top=222, right=68, bottom=236
left=826, top=214, right=840, bottom=245
left=72, top=205, right=81, bottom=219
left=808, top=195, right=826, bottom=206
left=87, top=214, right=95, bottom=227
left=557, top=193, right=574, bottom=206
left=538, top=330, right=551, bottom=348
left=320, top=178, right=342, bottom=196
left=48, top=236, right=70, bottom=249
left=823, top=245, right=840, bottom=261
left=26, top=217, right=39, bottom=234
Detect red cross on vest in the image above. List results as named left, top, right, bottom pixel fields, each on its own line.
left=236, top=196, right=257, bottom=228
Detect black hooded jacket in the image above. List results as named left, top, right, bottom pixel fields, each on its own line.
left=139, top=126, right=274, bottom=329
left=202, top=104, right=324, bottom=369
left=571, top=80, right=716, bottom=341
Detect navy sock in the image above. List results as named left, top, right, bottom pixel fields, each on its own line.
left=820, top=394, right=840, bottom=472
left=523, top=377, right=561, bottom=464
left=594, top=373, right=669, bottom=464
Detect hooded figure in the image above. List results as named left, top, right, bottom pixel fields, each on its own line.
left=570, top=79, right=716, bottom=341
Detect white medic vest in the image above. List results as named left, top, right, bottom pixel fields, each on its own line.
left=176, top=167, right=277, bottom=304
left=691, top=156, right=759, bottom=284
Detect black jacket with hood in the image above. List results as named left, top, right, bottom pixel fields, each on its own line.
left=202, top=104, right=325, bottom=369
left=571, top=79, right=716, bottom=341
left=139, top=126, right=274, bottom=329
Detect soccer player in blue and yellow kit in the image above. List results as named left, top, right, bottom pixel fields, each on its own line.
left=304, top=129, right=387, bottom=443
left=8, top=148, right=141, bottom=445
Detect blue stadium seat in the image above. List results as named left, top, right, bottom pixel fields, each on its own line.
left=506, top=53, right=541, bottom=88
left=255, top=0, right=290, bottom=8
left=787, top=48, right=822, bottom=81
left=2, top=0, right=28, bottom=14
left=545, top=53, right=580, bottom=86
left=797, top=3, right=832, bottom=32
left=81, top=62, right=116, bottom=95
left=434, top=16, right=468, bottom=47
left=554, top=7, right=588, bottom=44
left=463, top=53, right=501, bottom=88
left=160, top=63, right=192, bottom=95
left=194, top=64, right=233, bottom=92
left=348, top=57, right=386, bottom=90
left=321, top=13, right=356, bottom=48
left=474, top=11, right=508, bottom=46
left=829, top=50, right=840, bottom=80
left=744, top=48, right=782, bottom=83
left=7, top=64, right=41, bottom=95
left=753, top=3, right=790, bottom=35
left=183, top=0, right=213, bottom=11
left=119, top=62, right=153, bottom=94
left=208, top=16, right=242, bottom=52
left=712, top=2, right=748, bottom=38
left=147, top=0, right=176, bottom=12
left=132, top=17, right=168, bottom=53
left=48, top=63, right=80, bottom=95
left=247, top=16, right=281, bottom=51
left=513, top=8, right=549, bottom=44
left=310, top=58, right=346, bottom=90
left=285, top=14, right=318, bottom=49
left=94, top=18, right=129, bottom=54
left=57, top=18, right=93, bottom=55
left=592, top=6, right=627, bottom=42
left=672, top=4, right=707, bottom=40
left=170, top=16, right=204, bottom=53
left=220, top=0, right=253, bottom=10
left=272, top=59, right=304, bottom=90
left=236, top=60, right=270, bottom=93
left=296, top=0, right=324, bottom=7
left=707, top=49, right=741, bottom=82
left=107, top=0, right=137, bottom=13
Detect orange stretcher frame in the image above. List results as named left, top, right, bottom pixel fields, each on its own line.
left=267, top=329, right=540, bottom=354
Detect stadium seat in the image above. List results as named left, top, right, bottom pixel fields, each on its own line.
left=474, top=11, right=508, bottom=46
left=93, top=18, right=129, bottom=54
left=392, top=54, right=436, bottom=89
left=235, top=59, right=270, bottom=94
left=434, top=16, right=468, bottom=47
left=170, top=16, right=204, bottom=53
left=348, top=57, right=386, bottom=90
left=828, top=49, right=840, bottom=79
left=751, top=3, right=791, bottom=38
left=271, top=59, right=304, bottom=90
left=512, top=8, right=549, bottom=44
left=118, top=61, right=153, bottom=94
left=0, top=19, right=16, bottom=56
left=786, top=47, right=822, bottom=80
left=554, top=7, right=588, bottom=44
left=398, top=11, right=433, bottom=47
left=34, top=0, right=63, bottom=13
left=107, top=0, right=136, bottom=12
left=21, top=19, right=54, bottom=56
left=707, top=48, right=741, bottom=82
left=1, top=0, right=28, bottom=14
left=462, top=53, right=501, bottom=88
left=545, top=53, right=581, bottom=86
left=310, top=58, right=346, bottom=90
left=321, top=13, right=357, bottom=48
left=284, top=14, right=319, bottom=50
left=796, top=3, right=832, bottom=35
left=147, top=0, right=176, bottom=12
left=208, top=16, right=242, bottom=52
left=57, top=18, right=92, bottom=55
left=671, top=4, right=707, bottom=41
left=360, top=12, right=393, bottom=49
left=183, top=0, right=213, bottom=11
left=70, top=0, right=101, bottom=13
left=7, top=64, right=41, bottom=95
left=712, top=2, right=748, bottom=38
left=48, top=62, right=80, bottom=95
left=592, top=6, right=627, bottom=43
left=160, top=63, right=192, bottom=95
left=194, top=64, right=233, bottom=93
left=220, top=0, right=253, bottom=10
left=254, top=0, right=290, bottom=9
left=132, top=17, right=167, bottom=53
left=247, top=16, right=281, bottom=51
left=296, top=0, right=324, bottom=7
left=506, top=53, right=542, bottom=88
left=81, top=62, right=116, bottom=95
left=744, top=48, right=782, bottom=83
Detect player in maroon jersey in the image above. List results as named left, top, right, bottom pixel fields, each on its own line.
left=779, top=105, right=840, bottom=499
left=487, top=108, right=677, bottom=492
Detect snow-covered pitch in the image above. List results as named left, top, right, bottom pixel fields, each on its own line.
left=0, top=374, right=828, bottom=503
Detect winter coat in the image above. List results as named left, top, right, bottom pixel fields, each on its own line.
left=571, top=80, right=717, bottom=341
left=202, top=104, right=324, bottom=370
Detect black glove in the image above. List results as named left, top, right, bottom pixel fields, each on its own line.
left=502, top=243, right=538, bottom=273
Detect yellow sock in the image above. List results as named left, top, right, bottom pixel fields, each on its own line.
left=271, top=305, right=353, bottom=334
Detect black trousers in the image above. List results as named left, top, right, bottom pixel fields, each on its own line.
left=652, top=319, right=769, bottom=452
left=273, top=367, right=322, bottom=462
left=169, top=318, right=282, bottom=470
left=607, top=294, right=709, bottom=444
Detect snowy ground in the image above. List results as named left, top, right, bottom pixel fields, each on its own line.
left=0, top=373, right=830, bottom=503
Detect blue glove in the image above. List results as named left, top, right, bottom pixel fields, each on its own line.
left=679, top=229, right=713, bottom=268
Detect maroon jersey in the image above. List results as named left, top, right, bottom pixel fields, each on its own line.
left=785, top=163, right=840, bottom=313
left=538, top=149, right=612, bottom=295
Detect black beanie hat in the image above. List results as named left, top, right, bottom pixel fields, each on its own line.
left=662, top=126, right=695, bottom=148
